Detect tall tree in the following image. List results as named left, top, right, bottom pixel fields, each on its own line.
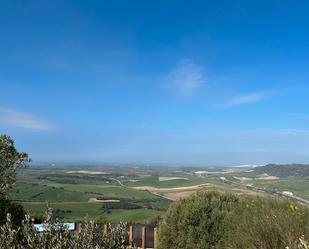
left=0, top=135, right=30, bottom=196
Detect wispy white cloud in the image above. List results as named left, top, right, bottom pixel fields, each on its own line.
left=274, top=129, right=309, bottom=137
left=0, top=107, right=58, bottom=131
left=223, top=92, right=269, bottom=108
left=166, top=59, right=205, bottom=97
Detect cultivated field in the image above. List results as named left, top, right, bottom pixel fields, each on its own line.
left=9, top=165, right=309, bottom=222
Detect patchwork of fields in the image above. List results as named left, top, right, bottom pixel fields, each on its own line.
left=9, top=165, right=309, bottom=222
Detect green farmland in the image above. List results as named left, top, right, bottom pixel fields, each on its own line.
left=8, top=164, right=309, bottom=223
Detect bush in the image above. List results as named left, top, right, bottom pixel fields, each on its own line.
left=0, top=207, right=132, bottom=249
left=221, top=196, right=309, bottom=249
left=157, top=191, right=239, bottom=249
left=158, top=191, right=309, bottom=249
left=0, top=196, right=25, bottom=227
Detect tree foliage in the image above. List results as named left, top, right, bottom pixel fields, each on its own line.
left=0, top=135, right=30, bottom=196
left=0, top=135, right=29, bottom=227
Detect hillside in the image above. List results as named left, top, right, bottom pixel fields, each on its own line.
left=254, top=164, right=309, bottom=177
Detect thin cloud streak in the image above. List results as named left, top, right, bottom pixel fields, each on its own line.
left=223, top=92, right=269, bottom=108
left=166, top=59, right=205, bottom=97
left=0, top=107, right=58, bottom=130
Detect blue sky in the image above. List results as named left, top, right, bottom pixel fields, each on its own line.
left=1, top=0, right=309, bottom=166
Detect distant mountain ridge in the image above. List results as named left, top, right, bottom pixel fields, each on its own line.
left=254, top=164, right=309, bottom=177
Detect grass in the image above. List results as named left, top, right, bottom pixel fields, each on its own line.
left=10, top=169, right=170, bottom=223
left=21, top=201, right=103, bottom=219
left=102, top=209, right=163, bottom=223
left=8, top=183, right=93, bottom=202
left=20, top=201, right=164, bottom=223
left=9, top=180, right=169, bottom=223
left=46, top=183, right=159, bottom=199
left=125, top=175, right=213, bottom=188
left=249, top=176, right=309, bottom=199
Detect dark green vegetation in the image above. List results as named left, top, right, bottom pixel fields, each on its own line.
left=158, top=191, right=309, bottom=249
left=254, top=163, right=309, bottom=177
left=0, top=196, right=25, bottom=228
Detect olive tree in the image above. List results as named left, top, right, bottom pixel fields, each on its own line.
left=0, top=207, right=131, bottom=249
left=0, top=135, right=30, bottom=196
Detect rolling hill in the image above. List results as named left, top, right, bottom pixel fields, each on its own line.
left=254, top=164, right=309, bottom=177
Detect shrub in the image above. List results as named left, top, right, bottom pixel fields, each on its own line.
left=157, top=191, right=239, bottom=249
left=221, top=196, right=309, bottom=249
left=158, top=191, right=309, bottom=249
left=0, top=207, right=132, bottom=249
left=0, top=196, right=25, bottom=227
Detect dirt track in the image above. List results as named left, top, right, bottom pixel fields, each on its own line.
left=164, top=191, right=197, bottom=200
left=131, top=183, right=212, bottom=192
